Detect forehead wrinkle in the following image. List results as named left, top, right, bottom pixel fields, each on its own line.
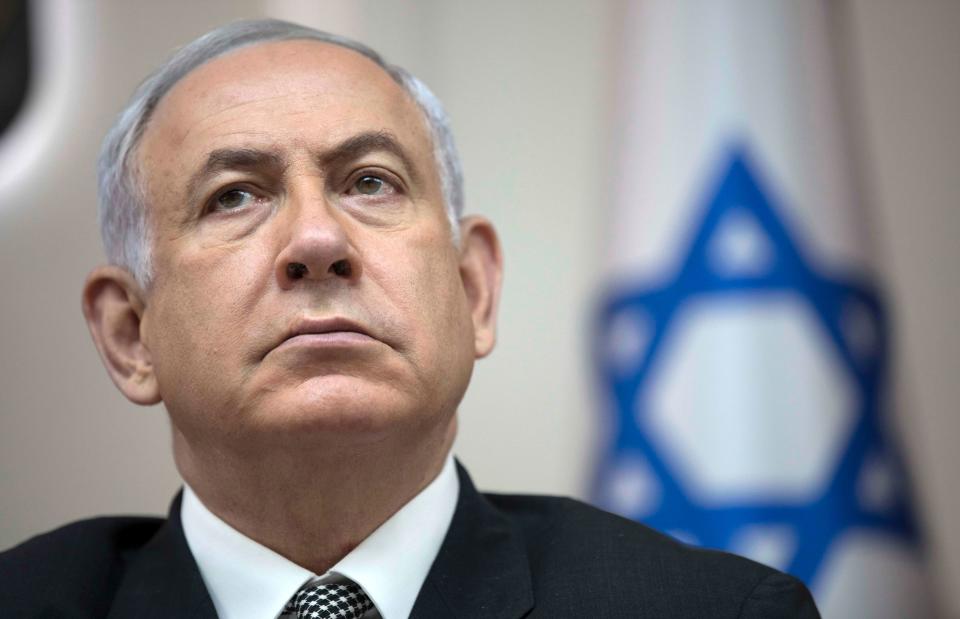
left=173, top=95, right=312, bottom=155
left=175, top=92, right=332, bottom=147
left=151, top=44, right=426, bottom=166
left=160, top=52, right=416, bottom=151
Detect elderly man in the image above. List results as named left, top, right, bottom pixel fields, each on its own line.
left=0, top=20, right=818, bottom=619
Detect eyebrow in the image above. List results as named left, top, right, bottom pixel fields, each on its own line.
left=317, top=131, right=420, bottom=184
left=185, top=147, right=287, bottom=204
left=184, top=131, right=422, bottom=205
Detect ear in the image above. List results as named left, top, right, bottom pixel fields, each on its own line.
left=458, top=216, right=503, bottom=358
left=81, top=266, right=161, bottom=405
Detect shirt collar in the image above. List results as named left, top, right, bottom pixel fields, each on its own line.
left=181, top=454, right=459, bottom=619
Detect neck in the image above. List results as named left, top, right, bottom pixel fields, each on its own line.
left=173, top=418, right=456, bottom=574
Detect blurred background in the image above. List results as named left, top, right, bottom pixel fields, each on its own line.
left=0, top=0, right=957, bottom=616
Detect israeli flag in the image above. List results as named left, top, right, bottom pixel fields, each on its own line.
left=592, top=2, right=928, bottom=616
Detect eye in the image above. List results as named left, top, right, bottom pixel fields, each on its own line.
left=213, top=188, right=258, bottom=211
left=352, top=175, right=388, bottom=195
left=346, top=170, right=403, bottom=200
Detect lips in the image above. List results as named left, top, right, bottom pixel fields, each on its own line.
left=286, top=317, right=373, bottom=341
left=258, top=316, right=392, bottom=361
left=261, top=316, right=380, bottom=359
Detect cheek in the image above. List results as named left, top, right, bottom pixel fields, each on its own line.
left=161, top=255, right=261, bottom=326
left=144, top=245, right=274, bottom=393
left=393, top=232, right=474, bottom=357
left=368, top=236, right=474, bottom=416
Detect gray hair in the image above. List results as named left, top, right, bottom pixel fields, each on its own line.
left=97, top=19, right=464, bottom=288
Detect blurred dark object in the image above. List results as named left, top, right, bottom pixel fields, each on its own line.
left=0, top=0, right=30, bottom=136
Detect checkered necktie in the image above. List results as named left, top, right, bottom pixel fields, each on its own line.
left=281, top=580, right=375, bottom=619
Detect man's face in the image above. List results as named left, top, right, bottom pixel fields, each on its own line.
left=133, top=40, right=482, bottom=454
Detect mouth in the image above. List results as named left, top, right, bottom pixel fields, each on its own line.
left=271, top=316, right=380, bottom=355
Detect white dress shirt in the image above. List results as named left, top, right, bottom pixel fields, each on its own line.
left=181, top=454, right=459, bottom=619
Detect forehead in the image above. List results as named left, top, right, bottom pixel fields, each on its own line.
left=139, top=39, right=431, bottom=182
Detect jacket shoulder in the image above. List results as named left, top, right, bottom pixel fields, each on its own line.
left=483, top=493, right=819, bottom=618
left=0, top=516, right=164, bottom=616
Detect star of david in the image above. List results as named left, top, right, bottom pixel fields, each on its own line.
left=592, top=148, right=919, bottom=584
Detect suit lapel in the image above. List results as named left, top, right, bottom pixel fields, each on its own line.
left=410, top=463, right=534, bottom=619
left=107, top=492, right=218, bottom=619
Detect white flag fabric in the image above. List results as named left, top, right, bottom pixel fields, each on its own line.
left=592, top=1, right=928, bottom=616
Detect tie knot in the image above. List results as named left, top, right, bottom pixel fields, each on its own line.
left=285, top=580, right=375, bottom=619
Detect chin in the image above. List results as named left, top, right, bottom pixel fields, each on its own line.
left=262, top=374, right=425, bottom=437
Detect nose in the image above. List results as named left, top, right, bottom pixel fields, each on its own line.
left=274, top=196, right=362, bottom=289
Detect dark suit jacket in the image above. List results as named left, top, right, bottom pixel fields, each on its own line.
left=0, top=464, right=819, bottom=618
